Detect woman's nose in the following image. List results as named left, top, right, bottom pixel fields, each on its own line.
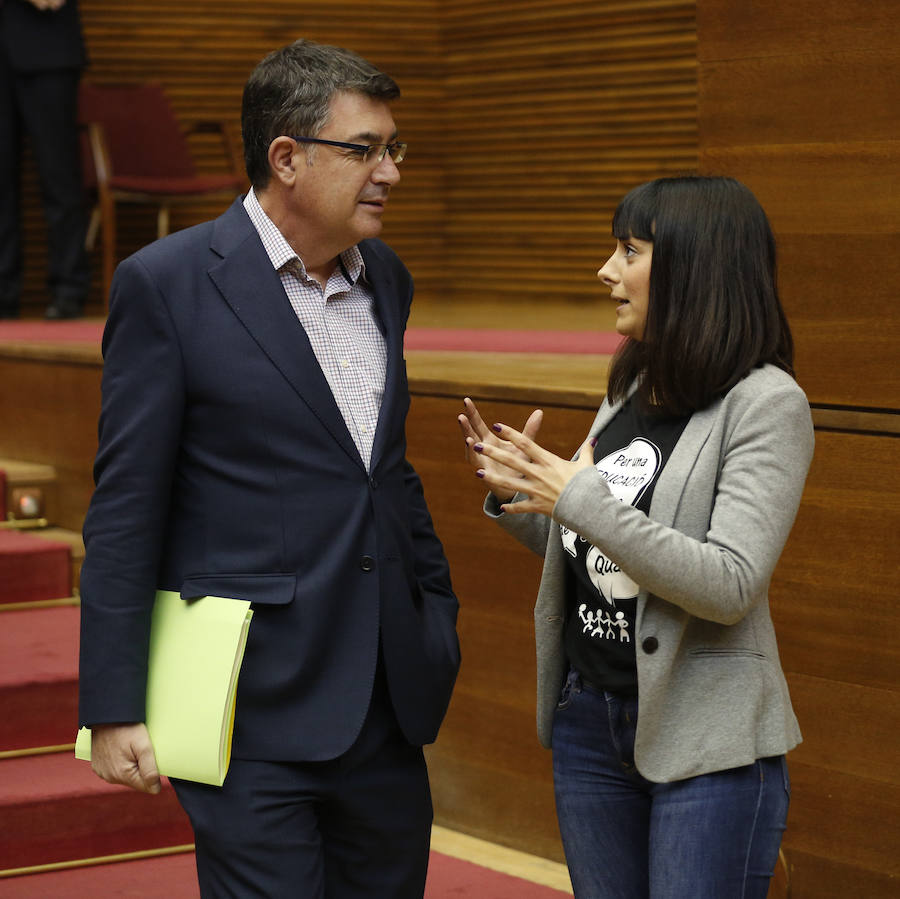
left=597, top=256, right=617, bottom=285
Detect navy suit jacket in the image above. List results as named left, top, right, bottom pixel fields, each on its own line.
left=79, top=198, right=460, bottom=761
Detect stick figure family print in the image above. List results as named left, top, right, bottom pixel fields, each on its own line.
left=560, top=435, right=663, bottom=637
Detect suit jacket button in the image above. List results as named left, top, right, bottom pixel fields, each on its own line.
left=360, top=555, right=376, bottom=571
left=369, top=476, right=378, bottom=489
left=642, top=636, right=659, bottom=654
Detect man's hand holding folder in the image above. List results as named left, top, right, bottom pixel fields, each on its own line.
left=90, top=722, right=161, bottom=795
left=76, top=591, right=253, bottom=787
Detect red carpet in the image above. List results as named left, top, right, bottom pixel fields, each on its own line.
left=0, top=852, right=200, bottom=898
left=0, top=753, right=193, bottom=870
left=0, top=849, right=569, bottom=897
left=0, top=531, right=71, bottom=605
left=0, top=319, right=620, bottom=355
left=0, top=607, right=79, bottom=751
left=0, top=604, right=570, bottom=894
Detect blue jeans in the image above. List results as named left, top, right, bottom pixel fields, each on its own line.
left=552, top=669, right=790, bottom=899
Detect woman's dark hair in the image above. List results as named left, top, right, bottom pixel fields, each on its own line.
left=605, top=175, right=794, bottom=415
left=241, top=39, right=400, bottom=189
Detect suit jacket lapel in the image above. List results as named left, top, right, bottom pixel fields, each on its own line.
left=361, top=241, right=403, bottom=473
left=206, top=199, right=364, bottom=469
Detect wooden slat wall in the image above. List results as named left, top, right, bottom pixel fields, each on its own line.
left=696, top=2, right=900, bottom=896
left=16, top=0, right=695, bottom=316
left=16, top=0, right=446, bottom=315
left=440, top=0, right=697, bottom=305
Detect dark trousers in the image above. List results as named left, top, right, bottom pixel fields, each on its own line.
left=172, top=657, right=433, bottom=898
left=0, top=56, right=90, bottom=315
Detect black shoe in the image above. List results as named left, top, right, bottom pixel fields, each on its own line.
left=45, top=301, right=83, bottom=320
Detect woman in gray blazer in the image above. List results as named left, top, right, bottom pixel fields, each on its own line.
left=459, top=176, right=814, bottom=899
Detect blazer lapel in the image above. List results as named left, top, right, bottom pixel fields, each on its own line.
left=206, top=200, right=364, bottom=469
left=589, top=379, right=716, bottom=529
left=649, top=400, right=717, bottom=528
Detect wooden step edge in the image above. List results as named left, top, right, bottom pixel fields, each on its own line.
left=0, top=459, right=58, bottom=485
left=0, top=843, right=196, bottom=880
left=28, top=527, right=85, bottom=554
left=0, top=595, right=80, bottom=612
left=430, top=824, right=573, bottom=894
left=0, top=743, right=76, bottom=761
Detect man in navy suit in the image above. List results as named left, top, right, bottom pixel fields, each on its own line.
left=78, top=39, right=460, bottom=897
left=0, top=0, right=90, bottom=319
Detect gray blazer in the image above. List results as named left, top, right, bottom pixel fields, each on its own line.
left=490, top=364, right=814, bottom=783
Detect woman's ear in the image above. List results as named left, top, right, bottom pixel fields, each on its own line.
left=267, top=137, right=299, bottom=186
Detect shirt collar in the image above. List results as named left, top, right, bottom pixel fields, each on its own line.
left=243, top=188, right=366, bottom=287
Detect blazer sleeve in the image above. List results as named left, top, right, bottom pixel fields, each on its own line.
left=78, top=254, right=186, bottom=725
left=484, top=490, right=554, bottom=558
left=552, top=376, right=815, bottom=625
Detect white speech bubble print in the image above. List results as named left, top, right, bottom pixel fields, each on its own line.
left=595, top=437, right=661, bottom=507
left=558, top=437, right=662, bottom=607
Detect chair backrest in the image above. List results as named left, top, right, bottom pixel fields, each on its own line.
left=78, top=82, right=196, bottom=184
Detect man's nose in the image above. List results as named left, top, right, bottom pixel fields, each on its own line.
left=373, top=154, right=401, bottom=185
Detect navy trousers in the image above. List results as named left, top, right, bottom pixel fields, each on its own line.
left=172, top=656, right=433, bottom=898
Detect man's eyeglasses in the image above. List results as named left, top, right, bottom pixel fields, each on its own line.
left=291, top=136, right=407, bottom=164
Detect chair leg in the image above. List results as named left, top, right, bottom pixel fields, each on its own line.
left=157, top=205, right=170, bottom=239
left=85, top=206, right=101, bottom=251
left=98, top=192, right=116, bottom=310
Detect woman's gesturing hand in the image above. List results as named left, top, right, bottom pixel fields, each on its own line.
left=459, top=398, right=596, bottom=515
left=458, top=397, right=544, bottom=503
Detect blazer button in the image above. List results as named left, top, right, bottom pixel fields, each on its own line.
left=369, top=475, right=378, bottom=489
left=360, top=555, right=376, bottom=571
left=642, top=636, right=659, bottom=654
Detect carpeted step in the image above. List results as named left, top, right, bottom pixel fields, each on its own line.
left=0, top=751, right=193, bottom=872
left=0, top=531, right=71, bottom=605
left=0, top=606, right=79, bottom=751
left=27, top=527, right=85, bottom=595
left=0, top=850, right=199, bottom=897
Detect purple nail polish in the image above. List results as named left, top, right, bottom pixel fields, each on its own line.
left=476, top=469, right=485, bottom=478
left=492, top=423, right=502, bottom=433
left=473, top=443, right=484, bottom=453
left=590, top=437, right=598, bottom=447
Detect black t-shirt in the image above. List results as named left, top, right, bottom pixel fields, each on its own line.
left=562, top=399, right=690, bottom=694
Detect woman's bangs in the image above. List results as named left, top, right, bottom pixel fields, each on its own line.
left=612, top=183, right=656, bottom=242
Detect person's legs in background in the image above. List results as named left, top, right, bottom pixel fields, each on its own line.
left=0, top=53, right=23, bottom=319
left=17, top=67, right=90, bottom=319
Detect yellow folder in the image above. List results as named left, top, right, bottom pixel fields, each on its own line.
left=75, top=590, right=253, bottom=787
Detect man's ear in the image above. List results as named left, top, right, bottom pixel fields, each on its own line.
left=267, top=137, right=300, bottom=186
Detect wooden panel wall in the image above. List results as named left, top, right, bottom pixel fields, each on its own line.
left=440, top=0, right=697, bottom=308
left=16, top=0, right=696, bottom=318
left=697, top=2, right=900, bottom=895
left=15, top=0, right=445, bottom=315
left=411, top=392, right=900, bottom=897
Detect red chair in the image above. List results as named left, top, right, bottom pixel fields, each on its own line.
left=79, top=82, right=246, bottom=306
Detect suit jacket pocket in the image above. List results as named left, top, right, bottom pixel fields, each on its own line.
left=180, top=573, right=296, bottom=606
